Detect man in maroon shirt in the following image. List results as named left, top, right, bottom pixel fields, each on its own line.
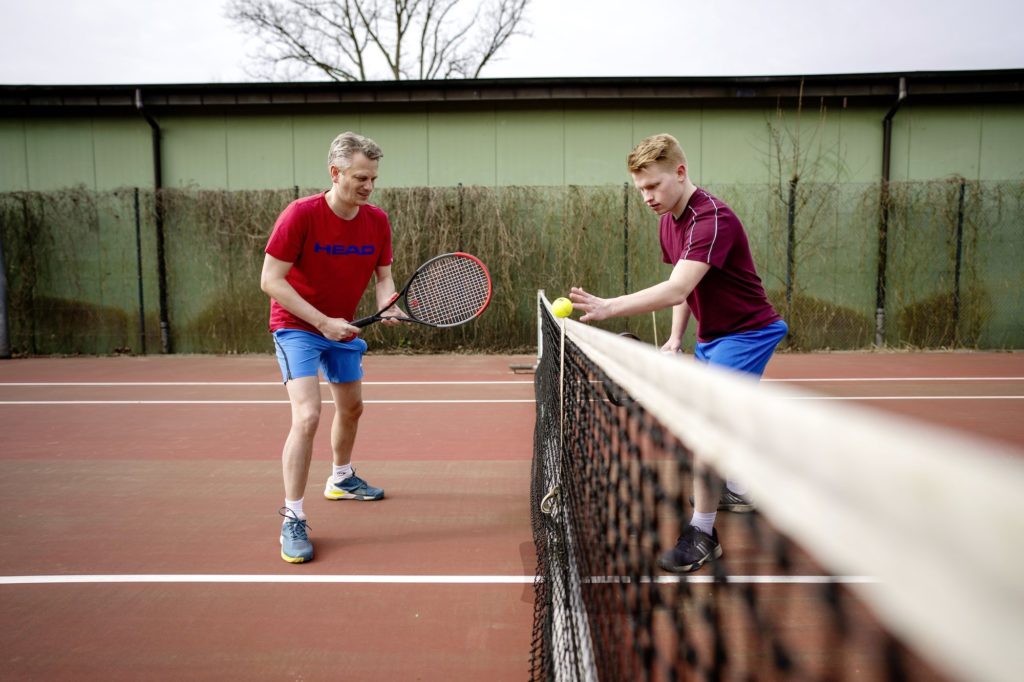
left=570, top=133, right=787, bottom=573
left=261, top=132, right=402, bottom=563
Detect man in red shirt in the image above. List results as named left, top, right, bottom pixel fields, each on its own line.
left=570, top=133, right=787, bottom=573
left=261, top=132, right=401, bottom=563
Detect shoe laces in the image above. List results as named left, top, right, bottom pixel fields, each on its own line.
left=676, top=525, right=706, bottom=549
left=279, top=507, right=310, bottom=540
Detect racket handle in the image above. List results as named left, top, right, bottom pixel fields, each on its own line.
left=350, top=315, right=377, bottom=328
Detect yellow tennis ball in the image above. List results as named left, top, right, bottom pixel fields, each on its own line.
left=552, top=297, right=573, bottom=318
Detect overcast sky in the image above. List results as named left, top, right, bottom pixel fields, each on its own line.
left=1, top=0, right=1022, bottom=85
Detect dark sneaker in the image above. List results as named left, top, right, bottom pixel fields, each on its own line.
left=324, top=471, right=385, bottom=501
left=690, top=488, right=755, bottom=513
left=657, top=526, right=723, bottom=573
left=279, top=508, right=313, bottom=564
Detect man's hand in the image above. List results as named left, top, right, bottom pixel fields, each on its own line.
left=569, top=286, right=612, bottom=322
left=660, top=338, right=683, bottom=354
left=379, top=293, right=404, bottom=327
left=318, top=317, right=361, bottom=342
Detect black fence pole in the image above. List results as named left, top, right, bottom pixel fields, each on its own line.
left=133, top=188, right=147, bottom=355
left=623, top=182, right=629, bottom=294
left=953, top=181, right=966, bottom=346
left=0, top=221, right=10, bottom=359
left=457, top=182, right=464, bottom=251
left=786, top=177, right=798, bottom=313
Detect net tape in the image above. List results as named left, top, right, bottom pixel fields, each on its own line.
left=530, top=291, right=1024, bottom=682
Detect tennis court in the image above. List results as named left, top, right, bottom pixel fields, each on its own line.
left=1, top=343, right=1022, bottom=680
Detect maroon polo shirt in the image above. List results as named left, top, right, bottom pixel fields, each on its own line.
left=660, top=188, right=780, bottom=342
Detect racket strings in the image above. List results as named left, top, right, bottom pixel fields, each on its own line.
left=406, top=256, right=490, bottom=326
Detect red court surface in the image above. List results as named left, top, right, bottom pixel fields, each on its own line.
left=1, top=351, right=1022, bottom=680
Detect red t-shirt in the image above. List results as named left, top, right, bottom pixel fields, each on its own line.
left=265, top=192, right=394, bottom=334
left=660, top=188, right=780, bottom=342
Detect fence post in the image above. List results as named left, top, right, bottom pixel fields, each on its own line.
left=786, top=177, right=798, bottom=314
left=133, top=188, right=147, bottom=355
left=953, top=181, right=966, bottom=346
left=623, top=182, right=629, bottom=294
left=0, top=223, right=10, bottom=359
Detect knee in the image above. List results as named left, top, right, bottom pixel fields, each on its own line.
left=338, top=399, right=364, bottom=423
left=291, top=406, right=321, bottom=435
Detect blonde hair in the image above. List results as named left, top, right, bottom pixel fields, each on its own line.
left=327, top=132, right=383, bottom=171
left=627, top=134, right=686, bottom=173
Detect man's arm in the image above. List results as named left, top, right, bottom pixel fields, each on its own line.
left=373, top=264, right=402, bottom=326
left=570, top=259, right=710, bottom=323
left=260, top=252, right=360, bottom=341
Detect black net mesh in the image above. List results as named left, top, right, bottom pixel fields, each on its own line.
left=528, top=294, right=1022, bottom=682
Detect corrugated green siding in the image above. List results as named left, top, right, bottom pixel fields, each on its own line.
left=0, top=119, right=28, bottom=190
left=427, top=110, right=497, bottom=186
left=563, top=110, right=634, bottom=185
left=903, top=106, right=983, bottom=180
left=226, top=116, right=295, bottom=190
left=360, top=111, right=430, bottom=188
left=163, top=116, right=229, bottom=187
left=1, top=103, right=1021, bottom=192
left=495, top=109, right=564, bottom=186
left=978, top=106, right=1024, bottom=179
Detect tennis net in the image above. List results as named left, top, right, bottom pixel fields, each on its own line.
left=529, top=292, right=1024, bottom=682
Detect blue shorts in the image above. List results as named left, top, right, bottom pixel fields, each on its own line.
left=272, top=329, right=368, bottom=384
left=694, top=320, right=788, bottom=378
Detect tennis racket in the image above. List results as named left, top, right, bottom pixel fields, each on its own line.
left=351, top=252, right=492, bottom=328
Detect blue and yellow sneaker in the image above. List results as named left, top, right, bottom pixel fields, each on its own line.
left=323, top=471, right=385, bottom=501
left=279, top=508, right=313, bottom=564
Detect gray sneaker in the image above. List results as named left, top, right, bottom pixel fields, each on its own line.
left=324, top=472, right=385, bottom=501
left=690, top=488, right=755, bottom=513
left=279, top=508, right=313, bottom=564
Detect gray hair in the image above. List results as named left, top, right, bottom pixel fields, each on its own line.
left=327, top=132, right=383, bottom=171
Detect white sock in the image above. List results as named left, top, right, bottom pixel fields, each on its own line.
left=690, top=511, right=716, bottom=536
left=725, top=479, right=749, bottom=496
left=284, top=497, right=305, bottom=521
left=332, top=463, right=354, bottom=481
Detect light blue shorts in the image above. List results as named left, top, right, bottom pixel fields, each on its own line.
left=694, top=320, right=788, bottom=378
left=272, top=329, right=368, bottom=384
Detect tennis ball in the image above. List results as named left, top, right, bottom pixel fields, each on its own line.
left=551, top=297, right=573, bottom=318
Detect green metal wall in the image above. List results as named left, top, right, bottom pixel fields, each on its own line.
left=1, top=100, right=1022, bottom=354
left=3, top=103, right=1023, bottom=192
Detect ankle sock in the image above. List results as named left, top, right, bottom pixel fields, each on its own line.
left=284, top=497, right=305, bottom=521
left=690, top=511, right=716, bottom=536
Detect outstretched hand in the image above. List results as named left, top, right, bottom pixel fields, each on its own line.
left=569, top=286, right=611, bottom=322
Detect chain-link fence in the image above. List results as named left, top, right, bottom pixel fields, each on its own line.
left=1, top=180, right=1021, bottom=355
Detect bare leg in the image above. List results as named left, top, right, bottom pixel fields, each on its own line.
left=282, top=376, right=322, bottom=501
left=693, top=458, right=724, bottom=515
left=327, top=380, right=364, bottom=468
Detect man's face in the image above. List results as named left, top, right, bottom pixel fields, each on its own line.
left=631, top=163, right=685, bottom=216
left=331, top=152, right=378, bottom=206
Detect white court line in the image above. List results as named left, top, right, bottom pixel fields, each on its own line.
left=0, top=574, right=877, bottom=585
left=0, top=399, right=535, bottom=405
left=765, top=376, right=1024, bottom=382
left=2, top=396, right=1022, bottom=406
left=1, top=377, right=1021, bottom=387
left=784, top=395, right=1024, bottom=401
left=0, top=381, right=535, bottom=387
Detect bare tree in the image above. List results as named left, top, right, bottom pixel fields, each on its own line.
left=226, top=0, right=531, bottom=81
